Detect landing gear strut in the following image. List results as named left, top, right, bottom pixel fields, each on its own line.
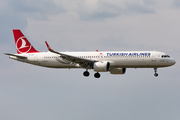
left=154, top=68, right=158, bottom=77
left=94, top=72, right=100, bottom=78
left=83, top=71, right=90, bottom=77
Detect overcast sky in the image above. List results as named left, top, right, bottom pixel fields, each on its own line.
left=0, top=0, right=180, bottom=120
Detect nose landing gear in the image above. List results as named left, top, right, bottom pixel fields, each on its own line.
left=154, top=68, right=158, bottom=77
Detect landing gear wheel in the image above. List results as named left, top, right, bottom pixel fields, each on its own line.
left=83, top=71, right=90, bottom=77
left=154, top=68, right=158, bottom=77
left=154, top=73, right=158, bottom=77
left=94, top=72, right=100, bottom=78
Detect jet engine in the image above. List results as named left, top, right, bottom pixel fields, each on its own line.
left=110, top=68, right=126, bottom=74
left=94, top=61, right=110, bottom=72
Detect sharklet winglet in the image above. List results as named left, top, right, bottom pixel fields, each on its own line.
left=45, top=41, right=52, bottom=51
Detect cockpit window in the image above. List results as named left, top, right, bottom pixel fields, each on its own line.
left=161, top=55, right=170, bottom=58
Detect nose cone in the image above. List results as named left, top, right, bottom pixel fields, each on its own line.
left=170, top=59, right=176, bottom=66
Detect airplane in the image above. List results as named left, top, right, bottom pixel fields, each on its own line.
left=5, top=29, right=176, bottom=78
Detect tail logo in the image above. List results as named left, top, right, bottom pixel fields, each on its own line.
left=16, top=36, right=32, bottom=53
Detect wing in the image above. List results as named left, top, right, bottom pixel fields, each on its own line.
left=45, top=41, right=95, bottom=69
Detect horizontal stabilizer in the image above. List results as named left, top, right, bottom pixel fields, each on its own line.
left=4, top=53, right=27, bottom=59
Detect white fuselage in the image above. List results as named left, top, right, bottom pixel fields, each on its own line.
left=9, top=51, right=175, bottom=69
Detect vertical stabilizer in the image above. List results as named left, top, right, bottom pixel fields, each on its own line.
left=13, top=29, right=39, bottom=54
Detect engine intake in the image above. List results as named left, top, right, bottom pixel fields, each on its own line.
left=94, top=61, right=110, bottom=72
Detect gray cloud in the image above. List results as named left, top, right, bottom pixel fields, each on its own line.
left=125, top=3, right=155, bottom=14
left=9, top=0, right=66, bottom=20
left=78, top=1, right=155, bottom=21
left=143, top=0, right=156, bottom=6
left=0, top=0, right=66, bottom=44
left=173, top=0, right=180, bottom=8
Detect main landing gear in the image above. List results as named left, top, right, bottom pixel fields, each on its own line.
left=154, top=68, right=158, bottom=77
left=83, top=71, right=90, bottom=77
left=94, top=72, right=100, bottom=78
left=83, top=71, right=101, bottom=78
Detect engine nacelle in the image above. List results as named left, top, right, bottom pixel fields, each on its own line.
left=94, top=61, right=110, bottom=72
left=110, top=68, right=126, bottom=74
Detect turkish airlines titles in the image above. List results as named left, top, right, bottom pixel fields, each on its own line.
left=107, top=52, right=151, bottom=56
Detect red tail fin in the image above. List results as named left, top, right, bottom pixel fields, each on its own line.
left=13, top=29, right=39, bottom=54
